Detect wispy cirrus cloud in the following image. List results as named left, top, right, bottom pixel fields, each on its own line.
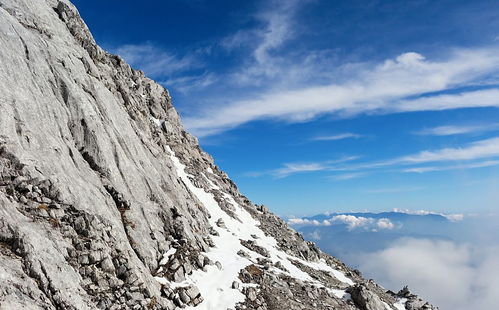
left=221, top=0, right=306, bottom=85
left=185, top=49, right=499, bottom=136
left=399, top=137, right=499, bottom=163
left=110, top=43, right=216, bottom=93
left=270, top=156, right=360, bottom=178
left=249, top=136, right=499, bottom=179
left=312, top=133, right=362, bottom=141
left=245, top=156, right=360, bottom=178
left=329, top=172, right=367, bottom=181
left=403, top=159, right=499, bottom=173
left=113, top=43, right=200, bottom=77
left=414, top=123, right=499, bottom=136
left=109, top=4, right=499, bottom=139
left=333, top=137, right=499, bottom=171
left=272, top=162, right=326, bottom=178
left=160, top=73, right=217, bottom=94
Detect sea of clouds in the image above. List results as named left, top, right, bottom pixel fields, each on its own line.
left=358, top=238, right=499, bottom=310
left=291, top=211, right=499, bottom=310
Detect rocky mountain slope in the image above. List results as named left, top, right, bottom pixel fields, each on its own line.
left=0, top=1, right=438, bottom=309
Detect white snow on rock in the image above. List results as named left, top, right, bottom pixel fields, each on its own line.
left=159, top=248, right=177, bottom=265
left=383, top=301, right=393, bottom=310
left=160, top=148, right=354, bottom=309
left=150, top=116, right=163, bottom=127
left=329, top=288, right=351, bottom=299
left=394, top=298, right=408, bottom=310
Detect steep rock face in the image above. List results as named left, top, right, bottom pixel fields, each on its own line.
left=0, top=1, right=437, bottom=310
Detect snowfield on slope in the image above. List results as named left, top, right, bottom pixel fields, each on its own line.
left=394, top=298, right=408, bottom=310
left=155, top=148, right=355, bottom=310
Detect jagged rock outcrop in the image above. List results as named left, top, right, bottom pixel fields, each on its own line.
left=0, top=1, right=438, bottom=309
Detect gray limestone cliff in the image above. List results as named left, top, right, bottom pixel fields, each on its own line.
left=0, top=1, right=438, bottom=310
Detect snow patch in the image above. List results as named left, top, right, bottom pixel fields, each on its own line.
left=159, top=248, right=177, bottom=265
left=382, top=301, right=393, bottom=310
left=159, top=147, right=354, bottom=309
left=393, top=298, right=407, bottom=310
left=150, top=116, right=163, bottom=127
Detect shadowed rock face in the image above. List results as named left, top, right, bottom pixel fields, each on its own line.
left=0, top=1, right=438, bottom=309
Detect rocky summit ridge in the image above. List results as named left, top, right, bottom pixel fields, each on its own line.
left=0, top=1, right=437, bottom=310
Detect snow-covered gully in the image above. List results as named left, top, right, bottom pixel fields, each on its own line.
left=156, top=149, right=354, bottom=309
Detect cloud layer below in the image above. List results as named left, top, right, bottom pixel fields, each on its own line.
left=359, top=238, right=499, bottom=310
left=289, top=214, right=395, bottom=231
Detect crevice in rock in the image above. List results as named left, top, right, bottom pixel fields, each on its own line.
left=79, top=148, right=100, bottom=174
left=2, top=6, right=50, bottom=37
left=19, top=36, right=30, bottom=61
left=58, top=77, right=70, bottom=108
left=12, top=104, right=24, bottom=138
left=38, top=262, right=60, bottom=309
left=0, top=226, right=22, bottom=260
left=110, top=140, right=132, bottom=194
left=67, top=145, right=78, bottom=167
left=103, top=185, right=145, bottom=268
left=5, top=231, right=59, bottom=309
left=68, top=118, right=106, bottom=178
left=19, top=20, right=52, bottom=38
left=23, top=262, right=57, bottom=309
left=81, top=84, right=96, bottom=101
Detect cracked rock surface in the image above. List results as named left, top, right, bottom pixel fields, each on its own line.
left=0, top=1, right=438, bottom=309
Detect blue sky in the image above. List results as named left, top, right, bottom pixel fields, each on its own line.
left=73, top=0, right=499, bottom=216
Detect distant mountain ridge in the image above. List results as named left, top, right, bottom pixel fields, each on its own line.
left=289, top=210, right=465, bottom=267
left=303, top=211, right=451, bottom=223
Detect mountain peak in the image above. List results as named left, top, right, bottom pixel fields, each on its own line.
left=0, top=1, right=437, bottom=309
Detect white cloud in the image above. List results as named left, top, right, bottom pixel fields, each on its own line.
left=415, top=123, right=499, bottom=136
left=246, top=137, right=499, bottom=180
left=330, top=172, right=367, bottom=181
left=184, top=48, right=499, bottom=136
left=111, top=43, right=217, bottom=93
left=225, top=0, right=303, bottom=84
left=288, top=214, right=395, bottom=231
left=445, top=213, right=465, bottom=222
left=358, top=238, right=499, bottom=310
left=376, top=218, right=395, bottom=230
left=218, top=0, right=308, bottom=87
left=402, top=159, right=499, bottom=173
left=331, top=137, right=499, bottom=173
left=253, top=0, right=300, bottom=65
left=331, top=215, right=374, bottom=230
left=395, top=88, right=499, bottom=113
left=312, top=133, right=363, bottom=141
left=113, top=44, right=200, bottom=78
left=251, top=136, right=499, bottom=181
left=287, top=218, right=330, bottom=226
left=251, top=156, right=360, bottom=178
left=400, top=137, right=499, bottom=163
left=160, top=73, right=217, bottom=93
left=271, top=162, right=326, bottom=178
